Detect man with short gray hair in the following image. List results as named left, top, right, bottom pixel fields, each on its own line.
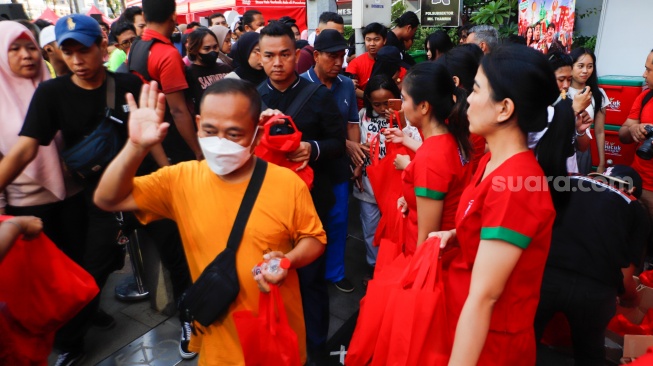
left=466, top=25, right=498, bottom=54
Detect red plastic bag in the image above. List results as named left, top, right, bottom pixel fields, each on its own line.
left=640, top=270, right=653, bottom=287
left=346, top=252, right=410, bottom=366
left=608, top=308, right=653, bottom=336
left=0, top=303, right=54, bottom=366
left=0, top=216, right=99, bottom=336
left=233, top=284, right=301, bottom=366
left=366, top=134, right=412, bottom=216
left=0, top=216, right=99, bottom=365
left=347, top=238, right=451, bottom=366
left=370, top=237, right=451, bottom=365
left=255, top=115, right=314, bottom=189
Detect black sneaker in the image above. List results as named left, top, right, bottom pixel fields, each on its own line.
left=179, top=321, right=198, bottom=360
left=334, top=278, right=355, bottom=293
left=54, top=351, right=85, bottom=366
left=92, top=309, right=116, bottom=329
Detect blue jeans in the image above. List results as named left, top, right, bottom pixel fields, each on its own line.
left=324, top=182, right=350, bottom=282
left=359, top=200, right=380, bottom=267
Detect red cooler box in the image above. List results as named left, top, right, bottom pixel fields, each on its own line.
left=598, top=75, right=645, bottom=126
left=590, top=125, right=637, bottom=167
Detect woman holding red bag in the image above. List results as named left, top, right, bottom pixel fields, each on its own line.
left=430, top=44, right=573, bottom=365
left=392, top=62, right=472, bottom=254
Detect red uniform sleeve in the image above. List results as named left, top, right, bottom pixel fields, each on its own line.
left=628, top=91, right=646, bottom=120
left=413, top=144, right=455, bottom=200
left=480, top=163, right=553, bottom=249
left=149, top=45, right=189, bottom=94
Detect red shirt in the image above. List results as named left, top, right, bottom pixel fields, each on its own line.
left=629, top=90, right=653, bottom=191
left=346, top=53, right=375, bottom=110
left=447, top=151, right=555, bottom=361
left=139, top=29, right=188, bottom=94
left=401, top=133, right=471, bottom=254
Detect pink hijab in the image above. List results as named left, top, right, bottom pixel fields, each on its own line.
left=0, top=22, right=65, bottom=201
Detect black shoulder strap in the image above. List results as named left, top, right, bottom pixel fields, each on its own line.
left=225, top=159, right=268, bottom=251
left=285, top=82, right=321, bottom=120
left=128, top=38, right=156, bottom=81
left=641, top=89, right=653, bottom=119
left=106, top=73, right=115, bottom=110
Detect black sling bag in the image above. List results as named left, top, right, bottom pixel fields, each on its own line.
left=178, top=159, right=268, bottom=328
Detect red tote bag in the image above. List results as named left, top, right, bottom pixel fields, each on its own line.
left=233, top=284, right=301, bottom=366
left=366, top=134, right=414, bottom=249
left=255, top=115, right=314, bottom=189
left=371, top=237, right=451, bottom=366
left=346, top=252, right=410, bottom=366
left=0, top=216, right=99, bottom=336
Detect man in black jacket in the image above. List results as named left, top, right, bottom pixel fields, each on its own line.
left=258, top=22, right=346, bottom=364
left=534, top=166, right=651, bottom=365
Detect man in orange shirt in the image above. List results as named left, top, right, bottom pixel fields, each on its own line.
left=95, top=79, right=326, bottom=365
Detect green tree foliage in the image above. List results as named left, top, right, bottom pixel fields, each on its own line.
left=470, top=0, right=515, bottom=27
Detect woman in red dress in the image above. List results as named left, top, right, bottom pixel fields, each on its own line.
left=430, top=44, right=575, bottom=365
left=392, top=62, right=472, bottom=255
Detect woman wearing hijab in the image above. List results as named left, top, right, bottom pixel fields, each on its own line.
left=0, top=20, right=67, bottom=363
left=0, top=21, right=66, bottom=225
left=224, top=31, right=267, bottom=85
left=209, top=25, right=234, bottom=68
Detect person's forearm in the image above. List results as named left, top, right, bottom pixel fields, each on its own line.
left=284, top=237, right=325, bottom=269
left=448, top=295, right=495, bottom=366
left=0, top=137, right=39, bottom=192
left=347, top=123, right=360, bottom=143
left=0, top=219, right=24, bottom=262
left=355, top=89, right=364, bottom=99
left=149, top=143, right=170, bottom=167
left=597, top=131, right=606, bottom=167
left=595, top=112, right=606, bottom=168
left=402, top=135, right=422, bottom=153
left=169, top=108, right=202, bottom=158
left=94, top=141, right=149, bottom=211
left=619, top=120, right=639, bottom=144
left=576, top=133, right=590, bottom=152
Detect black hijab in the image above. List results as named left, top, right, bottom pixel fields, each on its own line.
left=233, top=32, right=267, bottom=85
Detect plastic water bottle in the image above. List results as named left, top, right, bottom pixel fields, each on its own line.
left=264, top=258, right=291, bottom=274
left=251, top=257, right=291, bottom=276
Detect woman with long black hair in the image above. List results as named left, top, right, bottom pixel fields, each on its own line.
left=569, top=47, right=609, bottom=174
left=393, top=62, right=472, bottom=255
left=430, top=44, right=574, bottom=365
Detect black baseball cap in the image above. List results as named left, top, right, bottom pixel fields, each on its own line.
left=376, top=46, right=411, bottom=70
left=589, top=165, right=643, bottom=198
left=314, top=29, right=347, bottom=53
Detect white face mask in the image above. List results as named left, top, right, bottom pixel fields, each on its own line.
left=199, top=128, right=258, bottom=176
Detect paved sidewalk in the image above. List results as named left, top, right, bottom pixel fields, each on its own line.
left=47, top=198, right=621, bottom=365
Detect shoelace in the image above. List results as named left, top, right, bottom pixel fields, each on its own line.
left=182, top=322, right=192, bottom=342
left=54, top=353, right=71, bottom=366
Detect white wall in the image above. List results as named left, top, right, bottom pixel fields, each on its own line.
left=595, top=0, right=651, bottom=77
left=574, top=0, right=602, bottom=36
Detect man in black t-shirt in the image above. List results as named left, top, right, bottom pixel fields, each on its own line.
left=534, top=165, right=651, bottom=365
left=0, top=15, right=165, bottom=365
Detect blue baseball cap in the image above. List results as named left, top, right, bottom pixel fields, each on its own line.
left=55, top=14, right=103, bottom=47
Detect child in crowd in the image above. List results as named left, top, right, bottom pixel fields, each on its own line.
left=353, top=75, right=401, bottom=277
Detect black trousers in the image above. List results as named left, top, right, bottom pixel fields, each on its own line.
left=140, top=219, right=191, bottom=305
left=534, top=267, right=617, bottom=366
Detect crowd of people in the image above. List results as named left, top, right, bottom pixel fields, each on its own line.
left=1, top=2, right=653, bottom=365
